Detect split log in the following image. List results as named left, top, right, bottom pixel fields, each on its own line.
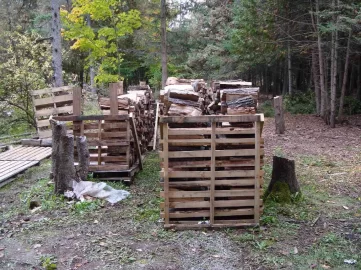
left=164, top=85, right=194, bottom=92
left=227, top=96, right=256, bottom=108
left=55, top=134, right=76, bottom=194
left=274, top=96, right=285, bottom=134
left=227, top=107, right=256, bottom=115
left=219, top=80, right=252, bottom=88
left=76, top=136, right=89, bottom=182
left=168, top=89, right=200, bottom=102
left=99, top=97, right=129, bottom=110
left=221, top=88, right=259, bottom=102
left=167, top=104, right=202, bottom=116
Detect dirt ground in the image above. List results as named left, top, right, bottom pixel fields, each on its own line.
left=0, top=113, right=360, bottom=270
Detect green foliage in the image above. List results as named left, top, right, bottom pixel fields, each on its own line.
left=343, top=96, right=361, bottom=115
left=258, top=100, right=274, bottom=117
left=0, top=31, right=53, bottom=129
left=265, top=182, right=292, bottom=204
left=72, top=200, right=103, bottom=215
left=40, top=255, right=57, bottom=270
left=61, top=0, right=142, bottom=84
left=284, top=92, right=316, bottom=114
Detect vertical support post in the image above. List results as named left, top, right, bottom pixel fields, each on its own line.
left=274, top=96, right=285, bottom=134
left=210, top=121, right=216, bottom=225
left=72, top=87, right=82, bottom=116
left=126, top=120, right=130, bottom=169
left=130, top=113, right=143, bottom=170
left=254, top=121, right=261, bottom=224
left=97, top=120, right=102, bottom=165
left=109, top=84, right=118, bottom=115
left=153, top=102, right=160, bottom=150
left=162, top=123, right=169, bottom=225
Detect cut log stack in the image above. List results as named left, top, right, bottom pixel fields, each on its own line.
left=99, top=84, right=155, bottom=162
left=160, top=78, right=259, bottom=117
left=161, top=77, right=213, bottom=116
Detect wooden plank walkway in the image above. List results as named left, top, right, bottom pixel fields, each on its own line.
left=0, top=146, right=52, bottom=187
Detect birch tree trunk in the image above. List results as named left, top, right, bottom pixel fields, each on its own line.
left=51, top=0, right=63, bottom=87
left=338, top=30, right=352, bottom=119
left=160, top=0, right=168, bottom=88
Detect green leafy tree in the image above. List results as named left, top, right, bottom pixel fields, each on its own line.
left=0, top=31, right=53, bottom=130
left=61, top=0, right=142, bottom=84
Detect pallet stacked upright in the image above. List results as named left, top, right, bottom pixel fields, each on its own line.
left=159, top=114, right=264, bottom=229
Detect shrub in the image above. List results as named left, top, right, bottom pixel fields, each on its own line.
left=284, top=91, right=316, bottom=114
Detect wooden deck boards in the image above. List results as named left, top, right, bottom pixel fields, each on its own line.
left=0, top=146, right=52, bottom=186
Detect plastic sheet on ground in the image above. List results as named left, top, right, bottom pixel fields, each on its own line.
left=66, top=180, right=130, bottom=204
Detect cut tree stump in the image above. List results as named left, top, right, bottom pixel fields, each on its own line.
left=76, top=136, right=89, bottom=181
left=50, top=121, right=67, bottom=180
left=274, top=96, right=285, bottom=134
left=266, top=156, right=300, bottom=203
left=55, top=134, right=76, bottom=194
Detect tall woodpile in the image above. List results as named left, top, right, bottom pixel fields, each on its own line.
left=160, top=77, right=259, bottom=116
left=99, top=84, right=155, bottom=156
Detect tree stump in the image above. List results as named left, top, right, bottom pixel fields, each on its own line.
left=76, top=136, right=89, bottom=181
left=274, top=96, right=285, bottom=134
left=266, top=156, right=300, bottom=203
left=54, top=134, right=76, bottom=194
left=51, top=121, right=67, bottom=180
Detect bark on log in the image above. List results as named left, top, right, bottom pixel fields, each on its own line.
left=274, top=96, right=285, bottom=134
left=76, top=136, right=89, bottom=182
left=267, top=156, right=300, bottom=194
left=168, top=89, right=200, bottom=102
left=55, top=134, right=76, bottom=194
left=227, top=107, right=256, bottom=115
left=51, top=121, right=67, bottom=180
left=167, top=104, right=202, bottom=116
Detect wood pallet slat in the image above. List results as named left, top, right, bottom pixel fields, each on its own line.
left=160, top=114, right=264, bottom=229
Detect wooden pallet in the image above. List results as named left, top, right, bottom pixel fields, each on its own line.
left=0, top=146, right=52, bottom=187
left=159, top=114, right=264, bottom=229
left=31, top=86, right=81, bottom=138
left=54, top=114, right=143, bottom=183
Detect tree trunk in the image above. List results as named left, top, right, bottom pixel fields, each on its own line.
left=316, top=0, right=326, bottom=118
left=51, top=121, right=67, bottom=180
left=51, top=0, right=63, bottom=87
left=330, top=0, right=338, bottom=128
left=268, top=156, right=300, bottom=194
left=160, top=0, right=168, bottom=88
left=357, top=56, right=361, bottom=100
left=288, top=41, right=292, bottom=95
left=312, top=48, right=321, bottom=115
left=338, top=29, right=352, bottom=119
left=274, top=96, right=285, bottom=134
left=76, top=136, right=89, bottom=182
left=55, top=134, right=76, bottom=194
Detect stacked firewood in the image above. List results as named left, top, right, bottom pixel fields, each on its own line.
left=161, top=77, right=213, bottom=116
left=99, top=85, right=155, bottom=156
left=160, top=78, right=259, bottom=116
left=211, top=80, right=259, bottom=115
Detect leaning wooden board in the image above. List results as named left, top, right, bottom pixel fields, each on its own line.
left=0, top=146, right=52, bottom=187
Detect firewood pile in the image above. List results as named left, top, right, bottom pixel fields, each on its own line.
left=160, top=77, right=259, bottom=116
left=99, top=85, right=155, bottom=156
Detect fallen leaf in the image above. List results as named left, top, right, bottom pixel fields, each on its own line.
left=321, top=264, right=331, bottom=269
left=212, top=255, right=221, bottom=258
left=94, top=220, right=99, bottom=224
left=136, top=249, right=143, bottom=252
left=343, top=206, right=349, bottom=210
left=99, top=242, right=107, bottom=246
left=33, top=244, right=42, bottom=249
left=293, top=247, right=298, bottom=254
left=0, top=252, right=4, bottom=258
